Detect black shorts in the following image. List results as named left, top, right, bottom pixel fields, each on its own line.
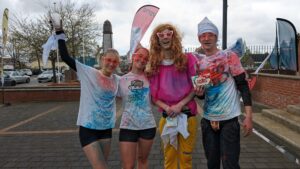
left=119, top=128, right=156, bottom=142
left=79, top=126, right=112, bottom=147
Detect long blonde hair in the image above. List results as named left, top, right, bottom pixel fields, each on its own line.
left=146, top=23, right=187, bottom=76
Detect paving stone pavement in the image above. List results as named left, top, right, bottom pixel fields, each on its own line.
left=0, top=101, right=299, bottom=169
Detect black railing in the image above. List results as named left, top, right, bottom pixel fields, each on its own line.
left=184, top=45, right=274, bottom=54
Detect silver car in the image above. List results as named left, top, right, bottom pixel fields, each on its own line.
left=37, top=70, right=63, bottom=83
left=5, top=71, right=30, bottom=84
left=0, top=71, right=17, bottom=86
left=20, top=69, right=33, bottom=76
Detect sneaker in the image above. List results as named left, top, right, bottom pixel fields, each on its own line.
left=49, top=13, right=62, bottom=31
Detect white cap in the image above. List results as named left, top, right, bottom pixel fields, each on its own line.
left=197, top=17, right=218, bottom=37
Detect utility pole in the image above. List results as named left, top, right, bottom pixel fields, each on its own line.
left=1, top=45, right=4, bottom=105
left=53, top=2, right=60, bottom=83
left=83, top=36, right=85, bottom=64
left=53, top=2, right=56, bottom=12
left=222, top=0, right=228, bottom=50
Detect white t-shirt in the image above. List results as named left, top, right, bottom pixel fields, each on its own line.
left=117, top=72, right=156, bottom=130
left=193, top=51, right=245, bottom=121
left=76, top=61, right=119, bottom=130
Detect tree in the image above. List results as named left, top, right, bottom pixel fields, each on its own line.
left=53, top=0, right=102, bottom=58
left=240, top=45, right=254, bottom=69
left=9, top=0, right=102, bottom=82
left=10, top=17, right=49, bottom=70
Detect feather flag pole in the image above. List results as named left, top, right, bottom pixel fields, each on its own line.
left=128, top=5, right=159, bottom=62
left=248, top=18, right=298, bottom=90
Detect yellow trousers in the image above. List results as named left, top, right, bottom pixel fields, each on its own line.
left=159, top=116, right=198, bottom=169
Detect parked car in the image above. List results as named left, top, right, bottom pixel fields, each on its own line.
left=37, top=70, right=63, bottom=83
left=20, top=69, right=33, bottom=76
left=5, top=71, right=30, bottom=84
left=0, top=72, right=17, bottom=86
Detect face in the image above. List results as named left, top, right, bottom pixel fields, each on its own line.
left=157, top=29, right=173, bottom=50
left=101, top=53, right=119, bottom=76
left=198, top=32, right=218, bottom=51
left=132, top=48, right=149, bottom=70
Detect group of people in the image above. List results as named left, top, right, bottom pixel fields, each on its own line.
left=51, top=15, right=253, bottom=169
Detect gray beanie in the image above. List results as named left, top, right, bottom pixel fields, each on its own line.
left=197, top=17, right=218, bottom=37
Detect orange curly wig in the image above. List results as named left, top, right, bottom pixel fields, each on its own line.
left=147, top=23, right=187, bottom=76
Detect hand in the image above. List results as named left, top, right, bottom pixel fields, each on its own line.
left=168, top=112, right=179, bottom=118
left=170, top=103, right=183, bottom=114
left=194, top=85, right=205, bottom=96
left=50, top=13, right=63, bottom=31
left=163, top=105, right=173, bottom=117
left=169, top=102, right=185, bottom=117
left=210, top=121, right=220, bottom=131
left=242, top=115, right=253, bottom=137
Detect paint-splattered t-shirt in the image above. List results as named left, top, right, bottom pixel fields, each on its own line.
left=117, top=72, right=156, bottom=130
left=76, top=60, right=119, bottom=130
left=194, top=50, right=245, bottom=121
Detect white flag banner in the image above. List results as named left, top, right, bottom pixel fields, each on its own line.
left=42, top=34, right=58, bottom=66
left=128, top=5, right=159, bottom=62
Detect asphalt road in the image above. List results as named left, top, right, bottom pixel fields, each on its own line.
left=0, top=100, right=299, bottom=168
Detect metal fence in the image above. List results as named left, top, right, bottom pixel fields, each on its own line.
left=184, top=45, right=274, bottom=54
left=246, top=45, right=273, bottom=54
left=184, top=47, right=198, bottom=53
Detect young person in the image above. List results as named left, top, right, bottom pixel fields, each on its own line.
left=51, top=17, right=120, bottom=169
left=117, top=46, right=156, bottom=169
left=194, top=17, right=253, bottom=169
left=146, top=23, right=198, bottom=169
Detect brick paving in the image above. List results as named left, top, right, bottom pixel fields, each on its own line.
left=0, top=101, right=299, bottom=169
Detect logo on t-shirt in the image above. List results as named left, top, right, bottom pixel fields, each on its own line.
left=128, top=79, right=144, bottom=90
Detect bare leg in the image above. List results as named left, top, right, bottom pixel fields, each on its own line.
left=83, top=139, right=111, bottom=169
left=120, top=141, right=137, bottom=169
left=99, top=138, right=111, bottom=161
left=137, top=138, right=154, bottom=169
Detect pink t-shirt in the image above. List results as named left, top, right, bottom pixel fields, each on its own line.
left=149, top=53, right=198, bottom=115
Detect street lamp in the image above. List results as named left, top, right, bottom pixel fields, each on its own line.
left=52, top=2, right=61, bottom=83
left=222, top=0, right=228, bottom=50
left=0, top=45, right=5, bottom=104
left=0, top=45, right=4, bottom=86
left=82, top=36, right=85, bottom=64
left=53, top=2, right=57, bottom=12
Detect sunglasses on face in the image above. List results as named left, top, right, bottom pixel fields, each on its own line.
left=103, top=57, right=119, bottom=65
left=156, top=30, right=173, bottom=39
left=132, top=53, right=148, bottom=64
left=199, top=33, right=216, bottom=40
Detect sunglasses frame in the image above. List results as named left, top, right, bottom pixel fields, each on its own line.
left=103, top=57, right=119, bottom=65
left=156, top=30, right=174, bottom=39
left=132, top=53, right=148, bottom=64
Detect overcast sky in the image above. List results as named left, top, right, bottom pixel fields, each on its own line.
left=1, top=0, right=300, bottom=55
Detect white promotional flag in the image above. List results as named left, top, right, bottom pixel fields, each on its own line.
left=128, top=5, right=159, bottom=62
